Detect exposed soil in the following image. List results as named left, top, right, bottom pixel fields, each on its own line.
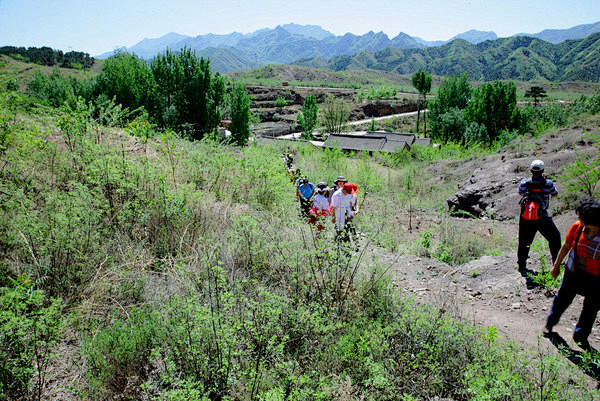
left=246, top=85, right=419, bottom=136
left=369, top=212, right=585, bottom=352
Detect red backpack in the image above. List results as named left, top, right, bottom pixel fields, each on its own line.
left=520, top=182, right=545, bottom=221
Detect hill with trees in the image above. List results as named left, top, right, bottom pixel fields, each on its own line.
left=0, top=46, right=94, bottom=69
left=296, top=33, right=600, bottom=82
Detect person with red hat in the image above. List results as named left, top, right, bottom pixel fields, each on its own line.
left=331, top=182, right=354, bottom=243
left=345, top=183, right=360, bottom=245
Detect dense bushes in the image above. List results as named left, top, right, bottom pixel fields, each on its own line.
left=25, top=70, right=95, bottom=108
left=0, top=277, right=63, bottom=401
left=95, top=49, right=226, bottom=138
left=24, top=49, right=227, bottom=139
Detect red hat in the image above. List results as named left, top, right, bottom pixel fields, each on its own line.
left=342, top=183, right=353, bottom=193
left=350, top=184, right=358, bottom=194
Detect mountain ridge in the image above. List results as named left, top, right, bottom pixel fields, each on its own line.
left=96, top=22, right=600, bottom=79
left=295, top=33, right=600, bottom=82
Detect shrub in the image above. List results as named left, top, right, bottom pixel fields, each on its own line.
left=274, top=96, right=288, bottom=107
left=83, top=307, right=158, bottom=397
left=0, top=276, right=63, bottom=401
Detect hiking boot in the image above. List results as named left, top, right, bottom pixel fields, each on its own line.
left=573, top=334, right=592, bottom=351
left=542, top=324, right=553, bottom=337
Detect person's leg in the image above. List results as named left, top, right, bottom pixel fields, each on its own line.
left=538, top=217, right=562, bottom=263
left=573, top=276, right=600, bottom=347
left=546, top=271, right=578, bottom=330
left=517, top=219, right=538, bottom=270
left=573, top=297, right=600, bottom=347
left=301, top=199, right=311, bottom=217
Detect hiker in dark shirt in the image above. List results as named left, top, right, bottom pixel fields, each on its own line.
left=517, top=159, right=561, bottom=271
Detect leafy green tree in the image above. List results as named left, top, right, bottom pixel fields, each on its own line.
left=412, top=68, right=432, bottom=135
left=151, top=48, right=181, bottom=127
left=428, top=73, right=472, bottom=143
left=96, top=51, right=156, bottom=113
left=297, top=94, right=319, bottom=139
left=320, top=95, right=349, bottom=135
left=176, top=48, right=224, bottom=138
left=228, top=83, right=251, bottom=146
left=465, top=80, right=525, bottom=143
left=150, top=48, right=225, bottom=139
left=525, top=86, right=547, bottom=106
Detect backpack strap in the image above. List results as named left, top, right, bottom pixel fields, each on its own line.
left=573, top=226, right=583, bottom=255
left=522, top=179, right=547, bottom=210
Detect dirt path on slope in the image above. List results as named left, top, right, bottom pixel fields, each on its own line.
left=359, top=211, right=600, bottom=372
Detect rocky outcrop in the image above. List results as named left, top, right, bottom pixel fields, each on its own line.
left=447, top=148, right=581, bottom=220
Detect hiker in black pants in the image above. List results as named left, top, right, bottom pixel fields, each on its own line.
left=517, top=159, right=561, bottom=271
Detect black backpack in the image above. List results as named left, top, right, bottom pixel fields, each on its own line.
left=519, top=180, right=546, bottom=221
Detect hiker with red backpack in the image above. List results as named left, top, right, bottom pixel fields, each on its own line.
left=517, top=159, right=561, bottom=271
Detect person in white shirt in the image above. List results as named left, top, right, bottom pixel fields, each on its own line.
left=312, top=189, right=329, bottom=211
left=329, top=175, right=347, bottom=203
left=331, top=183, right=354, bottom=242
left=308, top=187, right=330, bottom=231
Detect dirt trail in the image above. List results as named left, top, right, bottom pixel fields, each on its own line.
left=361, top=213, right=600, bottom=358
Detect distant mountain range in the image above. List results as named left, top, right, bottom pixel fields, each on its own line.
left=296, top=33, right=600, bottom=82
left=97, top=21, right=600, bottom=80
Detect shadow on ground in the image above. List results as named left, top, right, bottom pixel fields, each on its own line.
left=518, top=267, right=541, bottom=291
left=545, top=331, right=600, bottom=385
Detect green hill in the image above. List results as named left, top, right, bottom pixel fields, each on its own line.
left=295, top=33, right=600, bottom=82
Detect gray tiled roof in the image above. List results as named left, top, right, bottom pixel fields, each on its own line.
left=413, top=138, right=431, bottom=146
left=366, top=131, right=416, bottom=145
left=324, top=134, right=386, bottom=152
left=379, top=140, right=410, bottom=153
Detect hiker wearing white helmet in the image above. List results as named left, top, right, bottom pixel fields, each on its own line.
left=517, top=159, right=561, bottom=272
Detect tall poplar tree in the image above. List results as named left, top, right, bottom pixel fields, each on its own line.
left=412, top=68, right=432, bottom=135
left=228, top=83, right=251, bottom=146
left=297, top=94, right=319, bottom=140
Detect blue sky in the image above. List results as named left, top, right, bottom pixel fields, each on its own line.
left=1, top=0, right=600, bottom=56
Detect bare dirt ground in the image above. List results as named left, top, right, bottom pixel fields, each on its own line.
left=370, top=215, right=591, bottom=351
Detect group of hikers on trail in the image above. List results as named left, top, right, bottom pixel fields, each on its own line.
left=285, top=152, right=600, bottom=350
left=517, top=159, right=600, bottom=351
left=295, top=175, right=360, bottom=245
left=283, top=153, right=360, bottom=245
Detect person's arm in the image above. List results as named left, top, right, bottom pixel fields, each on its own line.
left=330, top=195, right=338, bottom=223
left=551, top=241, right=572, bottom=279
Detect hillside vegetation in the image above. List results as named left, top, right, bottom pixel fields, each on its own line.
left=2, top=52, right=600, bottom=400
left=2, top=50, right=600, bottom=392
